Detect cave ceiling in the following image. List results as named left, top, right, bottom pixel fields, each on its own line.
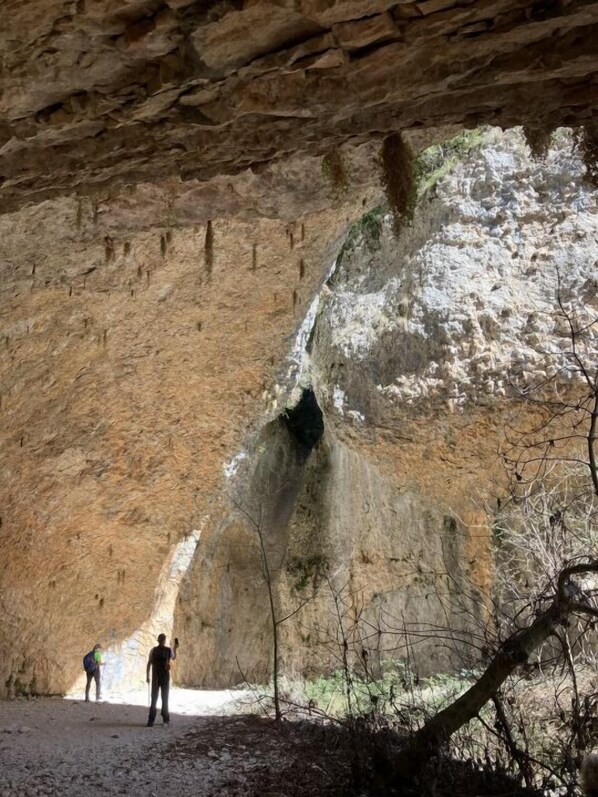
left=1, top=0, right=597, bottom=214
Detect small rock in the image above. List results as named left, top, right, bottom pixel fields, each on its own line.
left=157, top=285, right=174, bottom=303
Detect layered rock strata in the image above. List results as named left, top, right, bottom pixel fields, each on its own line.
left=1, top=0, right=597, bottom=212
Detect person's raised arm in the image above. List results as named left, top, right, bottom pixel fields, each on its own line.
left=146, top=650, right=152, bottom=684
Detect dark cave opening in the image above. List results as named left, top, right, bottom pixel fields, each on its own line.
left=283, top=388, right=324, bottom=450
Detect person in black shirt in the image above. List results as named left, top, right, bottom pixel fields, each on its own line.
left=146, top=633, right=178, bottom=727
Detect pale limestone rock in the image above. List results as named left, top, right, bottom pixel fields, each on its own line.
left=176, top=128, right=598, bottom=687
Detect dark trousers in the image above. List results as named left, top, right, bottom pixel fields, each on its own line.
left=148, top=677, right=170, bottom=724
left=85, top=668, right=101, bottom=701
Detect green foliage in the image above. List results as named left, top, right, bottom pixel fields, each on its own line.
left=303, top=662, right=477, bottom=721
left=422, top=670, right=480, bottom=713
left=340, top=205, right=386, bottom=260
left=415, top=128, right=488, bottom=196
left=304, top=668, right=399, bottom=717
left=358, top=206, right=386, bottom=243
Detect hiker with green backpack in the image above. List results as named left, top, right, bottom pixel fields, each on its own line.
left=83, top=643, right=104, bottom=702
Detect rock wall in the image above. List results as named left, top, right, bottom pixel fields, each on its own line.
left=1, top=128, right=596, bottom=696
left=1, top=0, right=597, bottom=212
left=176, top=128, right=598, bottom=687
left=0, top=173, right=374, bottom=697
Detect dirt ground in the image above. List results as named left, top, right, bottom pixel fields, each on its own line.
left=0, top=689, right=354, bottom=797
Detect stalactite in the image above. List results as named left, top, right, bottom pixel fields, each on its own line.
left=380, top=133, right=416, bottom=232
left=523, top=126, right=553, bottom=160
left=205, top=220, right=214, bottom=276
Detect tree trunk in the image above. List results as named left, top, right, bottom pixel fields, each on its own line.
left=392, top=603, right=561, bottom=777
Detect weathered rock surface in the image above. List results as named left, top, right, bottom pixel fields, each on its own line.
left=1, top=128, right=596, bottom=696
left=1, top=0, right=597, bottom=212
left=0, top=173, right=375, bottom=696
left=176, top=129, right=598, bottom=686
left=314, top=129, right=598, bottom=418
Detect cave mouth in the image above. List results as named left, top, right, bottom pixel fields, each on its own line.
left=283, top=388, right=324, bottom=450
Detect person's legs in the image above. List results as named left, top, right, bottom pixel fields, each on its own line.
left=85, top=671, right=93, bottom=701
left=160, top=678, right=170, bottom=723
left=147, top=680, right=159, bottom=726
left=94, top=668, right=101, bottom=701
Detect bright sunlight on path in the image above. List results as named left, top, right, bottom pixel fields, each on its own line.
left=65, top=684, right=254, bottom=716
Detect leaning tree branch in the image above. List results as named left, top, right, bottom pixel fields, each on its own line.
left=588, top=392, right=598, bottom=496
left=391, top=561, right=598, bottom=778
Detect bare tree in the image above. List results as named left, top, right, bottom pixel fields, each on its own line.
left=390, top=561, right=598, bottom=778
left=230, top=494, right=320, bottom=722
left=385, top=271, right=598, bottom=783
left=502, top=267, right=598, bottom=497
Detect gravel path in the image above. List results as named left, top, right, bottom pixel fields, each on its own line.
left=0, top=689, right=257, bottom=797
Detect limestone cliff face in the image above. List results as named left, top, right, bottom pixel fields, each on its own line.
left=0, top=174, right=374, bottom=697
left=176, top=129, right=598, bottom=687
left=1, top=128, right=596, bottom=696
left=315, top=129, right=597, bottom=419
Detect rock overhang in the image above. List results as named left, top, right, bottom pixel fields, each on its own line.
left=1, top=0, right=597, bottom=214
